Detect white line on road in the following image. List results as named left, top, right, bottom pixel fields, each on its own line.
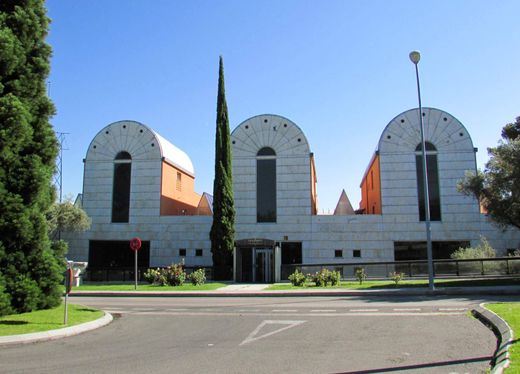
left=310, top=310, right=337, bottom=312
left=349, top=309, right=379, bottom=312
left=237, top=309, right=261, bottom=312
left=393, top=308, right=421, bottom=312
left=166, top=308, right=189, bottom=312
left=129, top=311, right=466, bottom=317
left=240, top=320, right=306, bottom=346
left=439, top=308, right=467, bottom=311
left=272, top=309, right=298, bottom=312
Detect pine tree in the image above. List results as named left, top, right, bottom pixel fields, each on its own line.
left=0, top=0, right=62, bottom=315
left=210, top=56, right=235, bottom=280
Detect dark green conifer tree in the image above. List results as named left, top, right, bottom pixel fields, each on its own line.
left=210, top=56, right=235, bottom=280
left=0, top=0, right=62, bottom=315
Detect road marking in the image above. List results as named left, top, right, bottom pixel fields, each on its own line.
left=237, top=309, right=261, bottom=312
left=350, top=309, right=379, bottom=312
left=393, top=308, right=421, bottom=312
left=439, top=308, right=467, bottom=311
left=310, top=310, right=336, bottom=312
left=127, top=311, right=466, bottom=317
left=166, top=308, right=189, bottom=312
left=272, top=309, right=298, bottom=312
left=240, top=320, right=306, bottom=346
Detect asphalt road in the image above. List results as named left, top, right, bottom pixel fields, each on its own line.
left=1, top=295, right=515, bottom=374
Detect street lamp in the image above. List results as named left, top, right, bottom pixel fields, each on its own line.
left=409, top=50, right=435, bottom=291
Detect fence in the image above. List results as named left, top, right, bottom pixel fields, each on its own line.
left=281, top=257, right=520, bottom=281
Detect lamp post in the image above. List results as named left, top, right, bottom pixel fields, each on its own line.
left=409, top=50, right=435, bottom=291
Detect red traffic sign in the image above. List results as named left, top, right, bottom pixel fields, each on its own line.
left=130, top=237, right=142, bottom=252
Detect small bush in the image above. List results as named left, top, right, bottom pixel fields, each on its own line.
left=143, top=268, right=166, bottom=286
left=288, top=269, right=306, bottom=286
left=355, top=268, right=367, bottom=284
left=189, top=269, right=206, bottom=286
left=143, top=263, right=187, bottom=286
left=451, top=236, right=496, bottom=260
left=165, top=263, right=186, bottom=286
left=389, top=271, right=404, bottom=286
left=328, top=270, right=341, bottom=286
left=309, top=269, right=341, bottom=287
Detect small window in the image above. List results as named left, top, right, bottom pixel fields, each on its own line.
left=195, top=249, right=203, bottom=257
left=334, top=250, right=343, bottom=258
left=179, top=248, right=186, bottom=257
left=353, top=250, right=361, bottom=258
left=176, top=172, right=182, bottom=191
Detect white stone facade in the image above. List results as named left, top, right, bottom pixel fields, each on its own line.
left=65, top=110, right=520, bottom=280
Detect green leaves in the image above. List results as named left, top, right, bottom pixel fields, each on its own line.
left=210, top=57, right=235, bottom=280
left=0, top=0, right=61, bottom=315
left=458, top=117, right=520, bottom=230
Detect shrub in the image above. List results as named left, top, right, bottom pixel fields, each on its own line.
left=389, top=271, right=404, bottom=286
left=450, top=236, right=496, bottom=260
left=311, top=269, right=329, bottom=287
left=144, top=263, right=187, bottom=286
left=355, top=268, right=367, bottom=284
left=328, top=270, right=341, bottom=286
left=189, top=269, right=206, bottom=286
left=288, top=269, right=306, bottom=286
left=165, top=263, right=186, bottom=286
left=451, top=237, right=502, bottom=274
left=309, top=269, right=341, bottom=287
left=143, top=268, right=167, bottom=286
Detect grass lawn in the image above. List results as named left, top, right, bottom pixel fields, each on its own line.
left=267, top=277, right=520, bottom=290
left=0, top=304, right=104, bottom=336
left=75, top=282, right=227, bottom=291
left=486, top=303, right=520, bottom=373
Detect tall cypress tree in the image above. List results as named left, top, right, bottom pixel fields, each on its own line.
left=0, top=0, right=62, bottom=315
left=210, top=56, right=235, bottom=280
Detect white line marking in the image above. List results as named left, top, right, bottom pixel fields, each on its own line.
left=240, top=320, right=306, bottom=346
left=237, top=309, right=261, bottom=312
left=310, top=310, right=337, bottom=312
left=166, top=308, right=188, bottom=312
left=393, top=308, right=421, bottom=312
left=272, top=309, right=298, bottom=312
left=350, top=309, right=379, bottom=312
left=131, top=311, right=465, bottom=317
left=439, top=308, right=467, bottom=311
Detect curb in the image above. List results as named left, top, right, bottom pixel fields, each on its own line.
left=472, top=304, right=514, bottom=374
left=69, top=286, right=520, bottom=298
left=0, top=312, right=113, bottom=347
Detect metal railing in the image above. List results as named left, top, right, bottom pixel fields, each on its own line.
left=281, top=257, right=520, bottom=280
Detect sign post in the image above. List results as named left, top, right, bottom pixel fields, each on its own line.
left=64, top=265, right=73, bottom=324
left=130, top=237, right=142, bottom=290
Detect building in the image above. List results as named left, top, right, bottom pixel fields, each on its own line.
left=64, top=108, right=520, bottom=282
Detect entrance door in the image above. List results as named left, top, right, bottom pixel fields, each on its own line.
left=254, top=248, right=273, bottom=283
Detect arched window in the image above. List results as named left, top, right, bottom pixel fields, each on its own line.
left=415, top=142, right=441, bottom=221
left=112, top=151, right=132, bottom=223
left=257, top=147, right=276, bottom=222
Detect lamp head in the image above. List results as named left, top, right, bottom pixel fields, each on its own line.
left=409, top=50, right=421, bottom=64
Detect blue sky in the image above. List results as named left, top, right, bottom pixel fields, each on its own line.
left=46, top=0, right=520, bottom=212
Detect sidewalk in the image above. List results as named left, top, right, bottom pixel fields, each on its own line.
left=69, top=283, right=520, bottom=297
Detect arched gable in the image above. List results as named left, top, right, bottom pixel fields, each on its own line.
left=86, top=120, right=195, bottom=176
left=378, top=108, right=474, bottom=154
left=231, top=114, right=310, bottom=157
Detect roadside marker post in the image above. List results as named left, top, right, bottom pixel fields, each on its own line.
left=130, top=237, right=142, bottom=290
left=64, top=265, right=73, bottom=325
